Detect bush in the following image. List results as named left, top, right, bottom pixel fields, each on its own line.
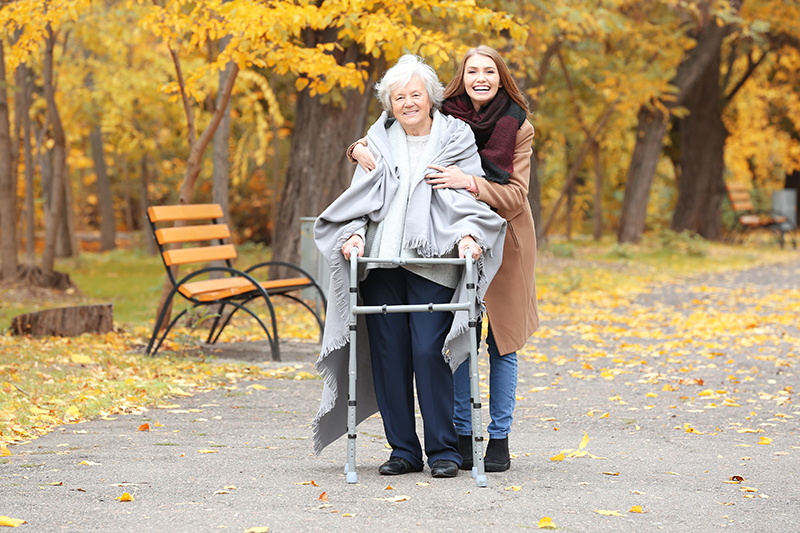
left=658, top=229, right=708, bottom=257
left=608, top=242, right=635, bottom=260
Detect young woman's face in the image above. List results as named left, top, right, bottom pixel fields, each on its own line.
left=463, top=54, right=502, bottom=112
left=390, top=77, right=433, bottom=136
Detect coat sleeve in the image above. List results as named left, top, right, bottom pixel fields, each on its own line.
left=472, top=120, right=534, bottom=221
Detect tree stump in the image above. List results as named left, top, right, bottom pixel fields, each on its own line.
left=11, top=304, right=114, bottom=337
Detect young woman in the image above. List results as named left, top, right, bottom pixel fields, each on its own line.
left=349, top=46, right=539, bottom=472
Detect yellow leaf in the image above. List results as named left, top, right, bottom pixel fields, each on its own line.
left=294, top=480, right=319, bottom=486
left=79, top=460, right=101, bottom=466
left=385, top=485, right=394, bottom=490
left=645, top=392, right=658, bottom=398
left=630, top=505, right=645, bottom=513
left=504, top=485, right=522, bottom=491
left=758, top=437, right=772, bottom=445
left=64, top=405, right=81, bottom=420
left=138, top=423, right=150, bottom=431
left=602, top=472, right=619, bottom=476
left=579, top=432, right=589, bottom=449
left=71, top=353, right=92, bottom=365
left=538, top=516, right=556, bottom=529
left=596, top=510, right=623, bottom=516
left=244, top=528, right=270, bottom=533
left=342, top=513, right=353, bottom=517
left=599, top=412, right=609, bottom=419
left=115, top=492, right=134, bottom=502
left=197, top=449, right=218, bottom=454
left=0, top=516, right=26, bottom=527
left=550, top=453, right=565, bottom=462
left=249, top=384, right=267, bottom=390
left=295, top=78, right=309, bottom=91
left=0, top=444, right=11, bottom=456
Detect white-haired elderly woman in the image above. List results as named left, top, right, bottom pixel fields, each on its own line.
left=312, top=55, right=506, bottom=479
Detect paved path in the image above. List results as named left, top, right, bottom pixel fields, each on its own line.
left=2, top=262, right=799, bottom=532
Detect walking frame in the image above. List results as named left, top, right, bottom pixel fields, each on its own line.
left=343, top=249, right=488, bottom=488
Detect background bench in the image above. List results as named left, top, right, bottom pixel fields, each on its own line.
left=146, top=203, right=326, bottom=360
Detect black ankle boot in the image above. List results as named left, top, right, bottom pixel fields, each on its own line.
left=484, top=437, right=510, bottom=472
left=458, top=434, right=473, bottom=470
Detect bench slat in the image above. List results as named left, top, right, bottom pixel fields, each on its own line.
left=163, top=244, right=237, bottom=266
left=178, top=276, right=312, bottom=301
left=730, top=200, right=754, bottom=212
left=148, top=204, right=224, bottom=223
left=155, top=224, right=231, bottom=245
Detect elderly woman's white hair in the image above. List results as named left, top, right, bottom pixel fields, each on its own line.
left=375, top=54, right=444, bottom=116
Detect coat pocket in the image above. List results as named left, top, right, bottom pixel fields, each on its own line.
left=508, top=220, right=519, bottom=249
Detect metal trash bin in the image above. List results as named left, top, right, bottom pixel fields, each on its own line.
left=772, top=189, right=797, bottom=231
left=300, top=217, right=330, bottom=311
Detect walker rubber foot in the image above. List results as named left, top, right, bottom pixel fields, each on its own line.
left=475, top=474, right=488, bottom=488
left=346, top=471, right=358, bottom=484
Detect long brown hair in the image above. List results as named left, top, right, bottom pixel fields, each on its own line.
left=444, top=45, right=529, bottom=114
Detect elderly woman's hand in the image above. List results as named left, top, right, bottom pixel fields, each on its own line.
left=353, top=144, right=377, bottom=172
left=341, top=234, right=364, bottom=260
left=458, top=236, right=482, bottom=260
left=426, top=164, right=472, bottom=190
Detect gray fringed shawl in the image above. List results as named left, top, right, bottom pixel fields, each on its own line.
left=311, top=111, right=507, bottom=455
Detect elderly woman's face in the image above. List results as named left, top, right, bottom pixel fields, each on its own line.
left=390, top=77, right=433, bottom=136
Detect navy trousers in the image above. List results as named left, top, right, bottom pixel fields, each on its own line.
left=360, top=267, right=461, bottom=469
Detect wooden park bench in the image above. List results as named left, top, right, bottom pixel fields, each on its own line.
left=145, top=203, right=326, bottom=360
left=725, top=182, right=797, bottom=249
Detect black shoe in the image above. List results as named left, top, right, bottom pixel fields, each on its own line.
left=458, top=435, right=473, bottom=470
left=379, top=457, right=422, bottom=476
left=430, top=459, right=459, bottom=478
left=484, top=438, right=510, bottom=472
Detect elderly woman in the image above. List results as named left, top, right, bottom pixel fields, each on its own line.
left=312, top=55, right=506, bottom=478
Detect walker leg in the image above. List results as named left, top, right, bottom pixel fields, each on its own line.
left=345, top=253, right=359, bottom=484
left=465, top=252, right=487, bottom=488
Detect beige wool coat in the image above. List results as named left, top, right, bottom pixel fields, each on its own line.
left=471, top=120, right=539, bottom=356
left=348, top=119, right=539, bottom=356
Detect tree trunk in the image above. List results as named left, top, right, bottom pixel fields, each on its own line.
left=592, top=142, right=603, bottom=241
left=41, top=27, right=68, bottom=274
left=56, top=168, right=77, bottom=259
left=11, top=304, right=113, bottom=337
left=90, top=124, right=116, bottom=251
left=617, top=20, right=727, bottom=243
left=212, top=54, right=233, bottom=231
left=670, top=43, right=726, bottom=239
left=270, top=85, right=373, bottom=276
left=22, top=63, right=35, bottom=265
left=0, top=39, right=19, bottom=280
left=617, top=107, right=669, bottom=243
left=140, top=154, right=157, bottom=255
left=528, top=149, right=543, bottom=248
left=121, top=158, right=134, bottom=232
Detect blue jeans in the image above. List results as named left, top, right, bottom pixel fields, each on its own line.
left=453, top=325, right=518, bottom=439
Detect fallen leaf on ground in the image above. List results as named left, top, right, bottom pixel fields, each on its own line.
left=415, top=482, right=429, bottom=486
left=79, top=461, right=101, bottom=466
left=758, top=437, right=772, bottom=445
left=385, top=485, right=394, bottom=490
left=504, top=485, right=522, bottom=491
left=0, top=444, right=10, bottom=456
left=318, top=492, right=328, bottom=501
left=550, top=453, right=565, bottom=462
left=115, top=492, right=134, bottom=502
left=294, top=480, right=319, bottom=486
left=197, top=450, right=218, bottom=454
left=595, top=510, right=623, bottom=516
left=602, top=472, right=619, bottom=476
left=579, top=432, right=589, bottom=449
left=630, top=505, right=645, bottom=513
left=538, top=516, right=556, bottom=529
left=248, top=384, right=268, bottom=390
left=0, top=516, right=26, bottom=527
left=138, top=423, right=150, bottom=431
left=244, top=528, right=270, bottom=533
